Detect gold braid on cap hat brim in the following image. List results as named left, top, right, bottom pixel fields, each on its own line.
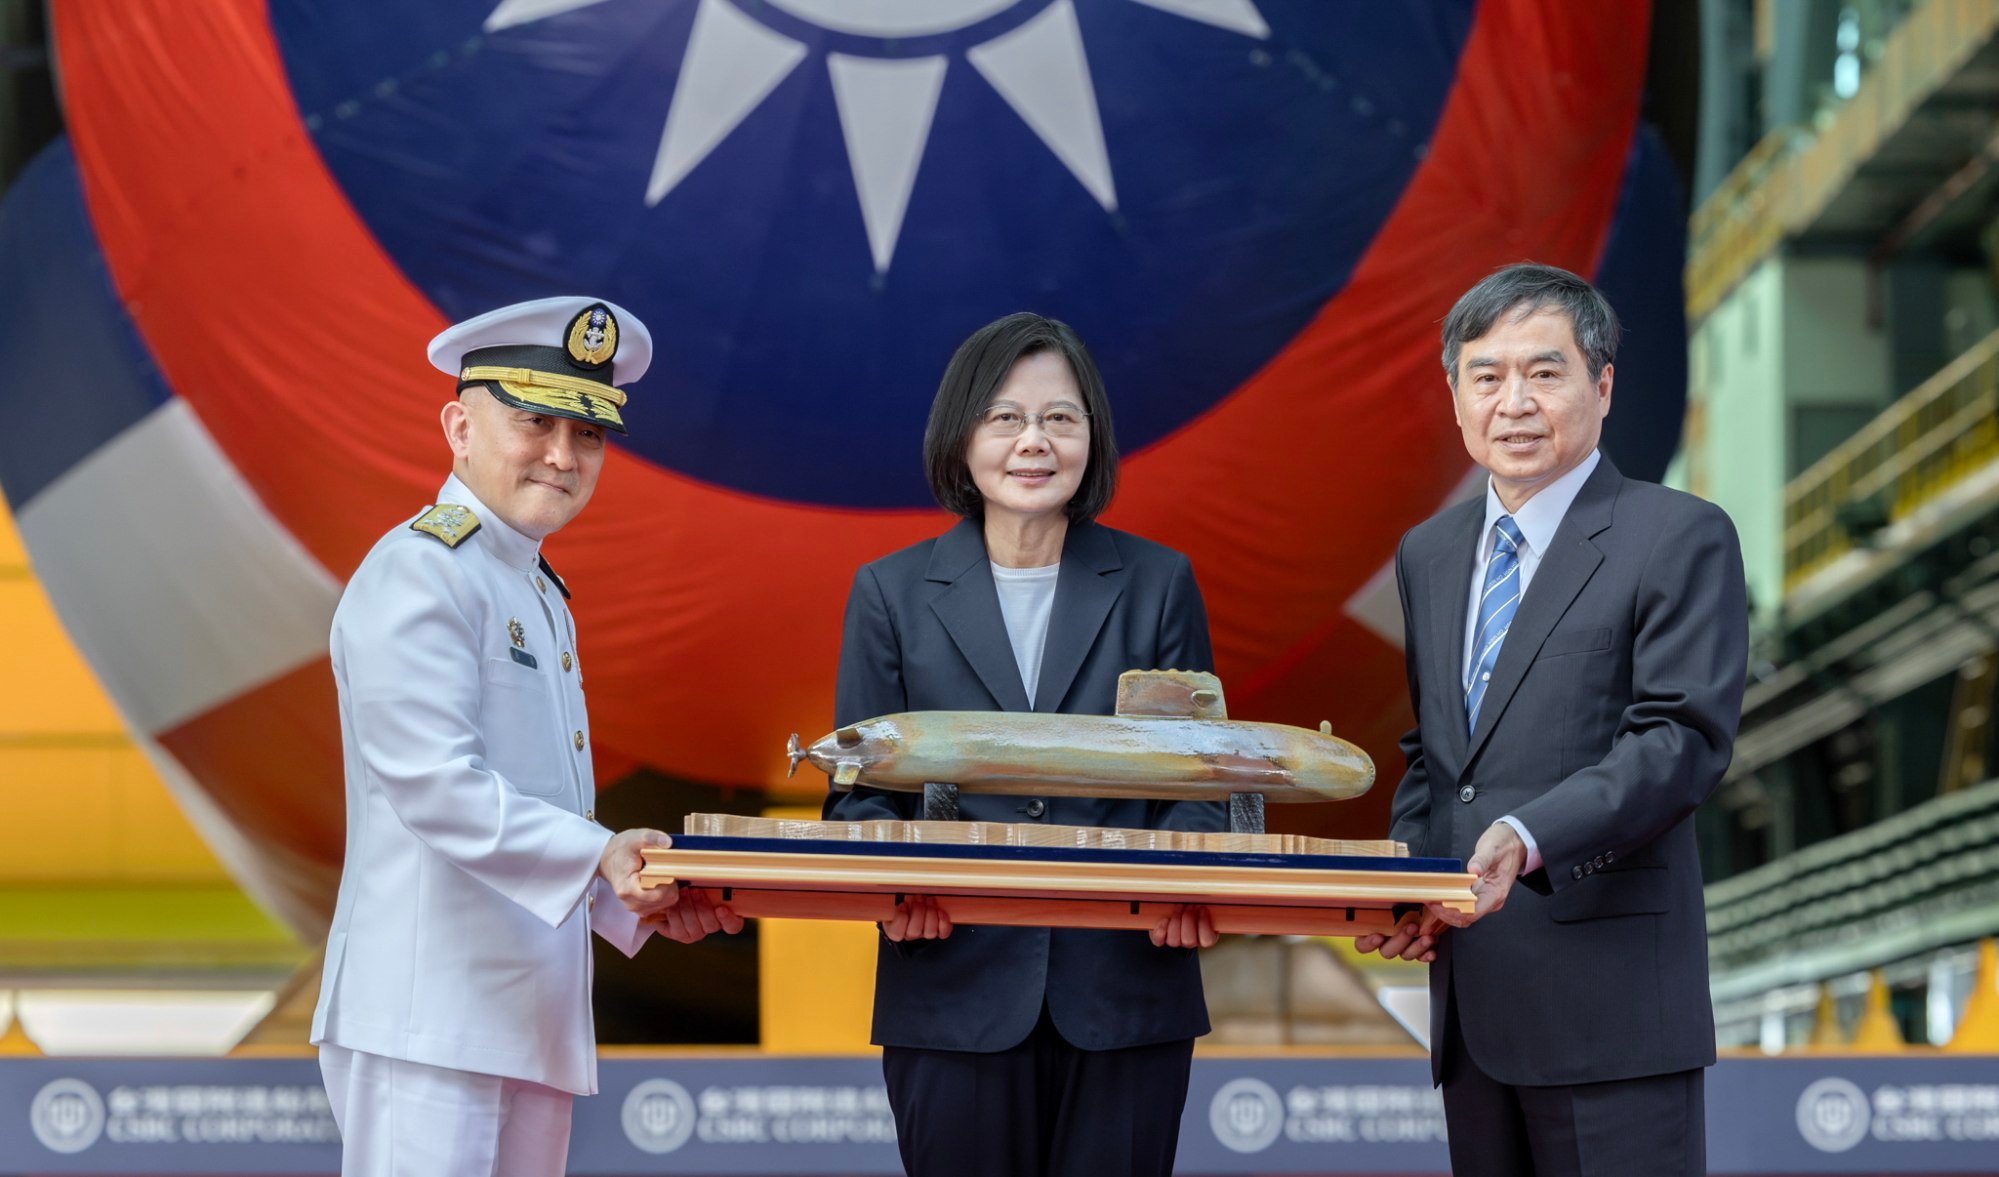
left=459, top=365, right=628, bottom=407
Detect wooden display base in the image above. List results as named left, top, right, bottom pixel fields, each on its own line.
left=640, top=821, right=1473, bottom=938
left=682, top=812, right=1409, bottom=857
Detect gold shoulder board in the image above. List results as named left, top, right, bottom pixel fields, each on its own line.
left=410, top=503, right=482, bottom=548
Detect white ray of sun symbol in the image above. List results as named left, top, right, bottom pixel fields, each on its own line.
left=484, top=0, right=1268, bottom=273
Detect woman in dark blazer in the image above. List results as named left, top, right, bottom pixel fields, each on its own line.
left=824, top=312, right=1224, bottom=1177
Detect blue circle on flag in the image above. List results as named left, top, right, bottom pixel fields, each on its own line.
left=274, top=0, right=1473, bottom=506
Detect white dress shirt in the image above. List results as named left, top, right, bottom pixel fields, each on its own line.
left=1460, top=449, right=1601, bottom=874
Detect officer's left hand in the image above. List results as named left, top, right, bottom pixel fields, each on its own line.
left=1150, top=904, right=1217, bottom=949
left=646, top=887, right=744, bottom=944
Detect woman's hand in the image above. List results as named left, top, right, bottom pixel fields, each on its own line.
left=1150, top=904, right=1218, bottom=949
left=882, top=895, right=954, bottom=941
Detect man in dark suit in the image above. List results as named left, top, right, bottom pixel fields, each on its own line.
left=1356, top=264, right=1747, bottom=1177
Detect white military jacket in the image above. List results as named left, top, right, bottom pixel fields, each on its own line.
left=310, top=475, right=648, bottom=1095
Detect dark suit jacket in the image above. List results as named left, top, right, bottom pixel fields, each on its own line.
left=825, top=518, right=1224, bottom=1053
left=1390, top=457, right=1747, bottom=1087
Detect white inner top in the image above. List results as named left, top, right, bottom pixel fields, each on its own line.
left=991, top=561, right=1061, bottom=708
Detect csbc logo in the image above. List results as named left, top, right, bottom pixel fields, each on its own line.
left=1796, top=1077, right=1871, bottom=1153
left=31, top=1078, right=106, bottom=1154
left=1209, top=1077, right=1284, bottom=1154
left=621, top=1078, right=696, bottom=1155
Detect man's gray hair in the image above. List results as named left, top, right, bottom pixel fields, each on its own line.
left=1441, top=263, right=1620, bottom=386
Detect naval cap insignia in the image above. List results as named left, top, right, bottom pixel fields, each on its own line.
left=565, top=303, right=618, bottom=368
left=508, top=618, right=526, bottom=649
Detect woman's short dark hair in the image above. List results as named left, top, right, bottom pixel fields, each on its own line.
left=923, top=312, right=1119, bottom=524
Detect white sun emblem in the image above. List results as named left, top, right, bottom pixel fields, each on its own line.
left=484, top=0, right=1268, bottom=273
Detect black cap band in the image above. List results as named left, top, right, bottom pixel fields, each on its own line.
left=455, top=344, right=612, bottom=393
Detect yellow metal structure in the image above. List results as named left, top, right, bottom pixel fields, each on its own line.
left=1945, top=938, right=1999, bottom=1052
left=1686, top=128, right=1795, bottom=324
left=1806, top=983, right=1844, bottom=1049
left=1782, top=325, right=1999, bottom=588
left=0, top=1005, right=40, bottom=1055
left=1941, top=657, right=1997, bottom=794
left=1848, top=971, right=1906, bottom=1050
left=1687, top=0, right=1999, bottom=321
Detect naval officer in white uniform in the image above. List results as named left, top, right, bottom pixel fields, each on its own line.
left=311, top=296, right=740, bottom=1176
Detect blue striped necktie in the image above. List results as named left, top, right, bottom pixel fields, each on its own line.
left=1465, top=515, right=1525, bottom=733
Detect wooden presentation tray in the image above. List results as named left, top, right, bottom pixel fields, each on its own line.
left=639, top=818, right=1474, bottom=938
left=682, top=812, right=1414, bottom=856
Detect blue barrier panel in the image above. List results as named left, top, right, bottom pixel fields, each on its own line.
left=4, top=1055, right=1997, bottom=1174
left=0, top=1058, right=339, bottom=1171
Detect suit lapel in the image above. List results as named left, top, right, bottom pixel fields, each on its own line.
left=926, top=519, right=1033, bottom=713
left=1426, top=499, right=1484, bottom=765
left=1466, top=459, right=1620, bottom=759
left=1033, top=523, right=1124, bottom=713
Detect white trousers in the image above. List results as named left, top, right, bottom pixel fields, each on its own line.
left=319, top=1045, right=574, bottom=1177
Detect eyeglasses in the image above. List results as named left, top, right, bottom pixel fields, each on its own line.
left=977, top=401, right=1091, bottom=439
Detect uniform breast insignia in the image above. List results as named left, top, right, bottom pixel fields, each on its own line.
left=410, top=503, right=481, bottom=548
left=507, top=617, right=538, bottom=669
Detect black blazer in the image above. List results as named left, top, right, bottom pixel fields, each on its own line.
left=825, top=518, right=1224, bottom=1053
left=1390, top=457, right=1747, bottom=1086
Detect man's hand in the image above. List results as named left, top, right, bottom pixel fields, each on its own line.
left=1353, top=820, right=1529, bottom=960
left=646, top=886, right=744, bottom=944
left=1434, top=820, right=1528, bottom=930
left=1150, top=904, right=1218, bottom=949
left=881, top=895, right=952, bottom=942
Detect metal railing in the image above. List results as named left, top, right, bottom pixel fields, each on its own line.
left=1706, top=775, right=1999, bottom=980
left=1782, top=326, right=1999, bottom=587
left=1686, top=129, right=1797, bottom=321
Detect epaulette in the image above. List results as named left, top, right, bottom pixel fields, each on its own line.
left=410, top=503, right=481, bottom=548
left=538, top=554, right=572, bottom=599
